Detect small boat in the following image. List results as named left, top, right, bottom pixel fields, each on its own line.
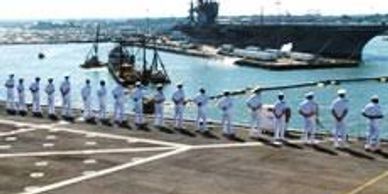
left=80, top=24, right=107, bottom=69
left=107, top=36, right=171, bottom=86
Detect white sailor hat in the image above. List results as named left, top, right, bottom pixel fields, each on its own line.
left=371, top=95, right=379, bottom=100
left=176, top=83, right=184, bottom=88
left=278, top=92, right=285, bottom=97
left=305, top=92, right=315, bottom=98
left=135, top=81, right=142, bottom=86
left=337, top=89, right=347, bottom=95
left=253, top=87, right=261, bottom=93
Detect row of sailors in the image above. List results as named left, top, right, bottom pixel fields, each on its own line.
left=4, top=74, right=384, bottom=151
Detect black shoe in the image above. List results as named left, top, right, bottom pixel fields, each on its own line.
left=85, top=117, right=96, bottom=124
left=62, top=115, right=75, bottom=122
left=100, top=119, right=112, bottom=126
left=19, top=111, right=28, bottom=117
left=33, top=112, right=43, bottom=118
left=6, top=109, right=17, bottom=115
left=49, top=114, right=59, bottom=121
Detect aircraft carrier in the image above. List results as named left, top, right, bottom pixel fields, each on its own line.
left=176, top=0, right=388, bottom=60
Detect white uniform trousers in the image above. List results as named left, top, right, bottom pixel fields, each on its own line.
left=47, top=94, right=55, bottom=115
left=154, top=103, right=164, bottom=126
left=174, top=104, right=184, bottom=128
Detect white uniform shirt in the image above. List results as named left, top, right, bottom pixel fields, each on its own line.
left=362, top=103, right=383, bottom=119
left=154, top=91, right=166, bottom=104
left=17, top=83, right=24, bottom=94
left=60, top=81, right=71, bottom=96
left=97, top=86, right=107, bottom=99
left=113, top=86, right=125, bottom=103
left=218, top=96, right=233, bottom=112
left=132, top=88, right=144, bottom=102
left=29, top=82, right=40, bottom=93
left=299, top=99, right=318, bottom=116
left=246, top=94, right=262, bottom=110
left=172, top=89, right=185, bottom=105
left=331, top=98, right=348, bottom=117
left=5, top=78, right=15, bottom=89
left=194, top=93, right=209, bottom=107
left=274, top=100, right=287, bottom=117
left=45, top=83, right=55, bottom=95
left=81, top=85, right=91, bottom=100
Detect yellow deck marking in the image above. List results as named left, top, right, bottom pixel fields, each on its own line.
left=345, top=171, right=388, bottom=194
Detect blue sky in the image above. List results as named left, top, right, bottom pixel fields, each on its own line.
left=0, top=0, right=387, bottom=20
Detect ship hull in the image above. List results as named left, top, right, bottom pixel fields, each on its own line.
left=177, top=24, right=388, bottom=60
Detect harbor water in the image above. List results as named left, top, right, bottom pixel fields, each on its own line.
left=0, top=36, right=388, bottom=137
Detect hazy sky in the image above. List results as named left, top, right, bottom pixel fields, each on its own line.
left=0, top=0, right=387, bottom=20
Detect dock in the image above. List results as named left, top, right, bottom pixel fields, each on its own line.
left=235, top=57, right=360, bottom=70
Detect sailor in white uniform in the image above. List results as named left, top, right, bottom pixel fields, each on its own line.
left=60, top=76, right=72, bottom=119
left=154, top=84, right=166, bottom=127
left=97, top=80, right=107, bottom=121
left=29, top=77, right=42, bottom=117
left=4, top=74, right=16, bottom=114
left=17, top=78, right=27, bottom=116
left=81, top=79, right=93, bottom=122
left=132, top=81, right=144, bottom=126
left=330, top=89, right=349, bottom=148
left=172, top=83, right=185, bottom=129
left=246, top=88, right=262, bottom=138
left=113, top=84, right=126, bottom=125
left=362, top=95, right=384, bottom=151
left=273, top=92, right=288, bottom=142
left=218, top=91, right=234, bottom=137
left=194, top=88, right=209, bottom=132
left=299, top=92, right=319, bottom=144
left=45, top=78, right=56, bottom=118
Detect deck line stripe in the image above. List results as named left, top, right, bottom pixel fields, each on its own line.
left=0, top=147, right=175, bottom=158
left=345, top=171, right=388, bottom=194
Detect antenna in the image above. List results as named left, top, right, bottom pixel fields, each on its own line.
left=260, top=6, right=265, bottom=25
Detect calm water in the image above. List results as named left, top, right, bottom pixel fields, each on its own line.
left=0, top=36, right=388, bottom=137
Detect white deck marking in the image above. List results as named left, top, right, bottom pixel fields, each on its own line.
left=24, top=186, right=40, bottom=192
left=0, top=144, right=12, bottom=150
left=19, top=147, right=190, bottom=194
left=0, top=147, right=175, bottom=159
left=30, top=172, right=45, bottom=179
left=83, top=159, right=97, bottom=165
left=5, top=136, right=18, bottom=142
left=191, top=142, right=264, bottom=150
left=0, top=128, right=36, bottom=137
left=34, top=161, right=49, bottom=167
left=45, top=135, right=57, bottom=140
left=42, top=143, right=55, bottom=148
left=85, top=141, right=97, bottom=146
